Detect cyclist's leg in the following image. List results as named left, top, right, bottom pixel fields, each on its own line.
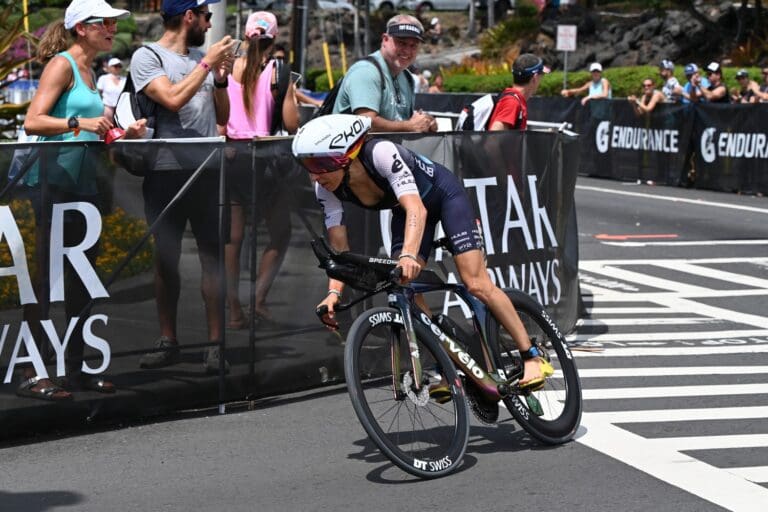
left=391, top=207, right=434, bottom=314
left=437, top=174, right=551, bottom=388
left=453, top=251, right=551, bottom=387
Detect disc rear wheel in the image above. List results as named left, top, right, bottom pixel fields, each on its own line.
left=492, top=292, right=582, bottom=444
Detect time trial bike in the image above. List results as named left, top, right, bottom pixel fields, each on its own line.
left=312, top=237, right=582, bottom=479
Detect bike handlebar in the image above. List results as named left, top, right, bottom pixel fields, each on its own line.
left=314, top=265, right=404, bottom=329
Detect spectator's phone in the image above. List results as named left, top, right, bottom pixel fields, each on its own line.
left=232, top=39, right=243, bottom=57
left=290, top=72, right=303, bottom=86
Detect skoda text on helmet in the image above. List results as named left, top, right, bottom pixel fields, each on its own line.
left=292, top=114, right=372, bottom=174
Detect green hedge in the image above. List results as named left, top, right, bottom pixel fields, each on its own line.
left=313, top=65, right=766, bottom=97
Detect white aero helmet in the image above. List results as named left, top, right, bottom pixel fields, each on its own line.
left=292, top=114, right=371, bottom=174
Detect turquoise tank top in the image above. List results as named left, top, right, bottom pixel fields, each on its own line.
left=589, top=79, right=611, bottom=99
left=25, top=51, right=104, bottom=194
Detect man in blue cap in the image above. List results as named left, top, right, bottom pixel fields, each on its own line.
left=681, top=63, right=709, bottom=104
left=132, top=0, right=237, bottom=373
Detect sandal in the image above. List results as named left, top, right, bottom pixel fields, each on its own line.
left=16, top=376, right=73, bottom=402
left=76, top=376, right=116, bottom=394
left=56, top=375, right=116, bottom=394
left=227, top=310, right=251, bottom=330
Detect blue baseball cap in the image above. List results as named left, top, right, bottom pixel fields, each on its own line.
left=162, top=0, right=221, bottom=17
left=684, top=63, right=698, bottom=76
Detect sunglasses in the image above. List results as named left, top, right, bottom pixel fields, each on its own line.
left=643, top=83, right=653, bottom=87
left=83, top=17, right=117, bottom=28
left=192, top=8, right=213, bottom=22
left=301, top=155, right=351, bottom=174
left=302, top=138, right=365, bottom=174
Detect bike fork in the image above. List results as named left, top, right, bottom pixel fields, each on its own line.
left=389, top=292, right=424, bottom=395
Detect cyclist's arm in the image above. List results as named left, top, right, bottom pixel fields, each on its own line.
left=369, top=140, right=427, bottom=280
left=327, top=224, right=349, bottom=295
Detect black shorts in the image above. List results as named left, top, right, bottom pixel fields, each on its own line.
left=142, top=169, right=222, bottom=254
left=390, top=162, right=483, bottom=262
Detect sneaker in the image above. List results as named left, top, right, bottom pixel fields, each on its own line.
left=203, top=345, right=230, bottom=375
left=139, top=336, right=180, bottom=369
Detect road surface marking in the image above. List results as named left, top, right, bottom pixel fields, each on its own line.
left=577, top=420, right=768, bottom=512
left=577, top=184, right=768, bottom=214
left=577, top=366, right=768, bottom=378
left=572, top=345, right=768, bottom=357
left=582, top=383, right=768, bottom=400
left=578, top=318, right=719, bottom=326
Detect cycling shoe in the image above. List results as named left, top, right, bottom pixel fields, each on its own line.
left=519, top=358, right=554, bottom=391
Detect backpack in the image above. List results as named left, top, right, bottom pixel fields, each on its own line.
left=455, top=90, right=521, bottom=131
left=270, top=57, right=292, bottom=135
left=114, top=45, right=162, bottom=134
left=113, top=45, right=163, bottom=177
left=313, top=56, right=414, bottom=118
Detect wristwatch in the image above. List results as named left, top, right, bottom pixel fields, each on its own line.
left=67, top=115, right=80, bottom=136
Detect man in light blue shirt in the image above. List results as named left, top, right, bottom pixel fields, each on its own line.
left=681, top=63, right=710, bottom=104
left=333, top=14, right=436, bottom=133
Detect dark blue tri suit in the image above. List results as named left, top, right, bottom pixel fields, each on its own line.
left=315, top=138, right=483, bottom=261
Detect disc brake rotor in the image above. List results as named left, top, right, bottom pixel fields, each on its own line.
left=401, top=371, right=430, bottom=406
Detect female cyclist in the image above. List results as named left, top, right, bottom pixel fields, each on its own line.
left=292, top=114, right=553, bottom=390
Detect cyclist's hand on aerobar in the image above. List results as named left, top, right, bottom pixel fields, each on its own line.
left=316, top=294, right=340, bottom=330
left=397, top=256, right=422, bottom=284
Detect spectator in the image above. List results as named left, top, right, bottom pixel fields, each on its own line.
left=96, top=57, right=125, bottom=119
left=659, top=59, right=682, bottom=102
left=19, top=0, right=146, bottom=401
left=428, top=17, right=442, bottom=45
left=132, top=0, right=236, bottom=373
left=270, top=44, right=321, bottom=108
left=220, top=11, right=299, bottom=325
left=681, top=63, right=709, bottom=104
left=427, top=73, right=444, bottom=93
left=733, top=69, right=760, bottom=104
left=759, top=68, right=768, bottom=102
left=628, top=78, right=665, bottom=114
left=332, top=13, right=436, bottom=132
left=560, top=62, right=611, bottom=105
left=415, top=68, right=431, bottom=93
left=694, top=62, right=729, bottom=103
left=488, top=53, right=548, bottom=131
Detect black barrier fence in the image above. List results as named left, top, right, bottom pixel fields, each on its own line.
left=0, top=130, right=580, bottom=439
left=416, top=94, right=768, bottom=195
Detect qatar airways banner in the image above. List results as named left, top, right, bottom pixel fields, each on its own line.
left=692, top=103, right=768, bottom=194
left=579, top=100, right=695, bottom=185
left=0, top=131, right=579, bottom=438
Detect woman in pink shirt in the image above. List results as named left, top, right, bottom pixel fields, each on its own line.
left=221, top=12, right=298, bottom=327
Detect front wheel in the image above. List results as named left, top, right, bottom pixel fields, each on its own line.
left=490, top=291, right=582, bottom=444
left=345, top=307, right=470, bottom=479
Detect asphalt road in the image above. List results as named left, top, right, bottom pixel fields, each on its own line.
left=2, top=176, right=767, bottom=512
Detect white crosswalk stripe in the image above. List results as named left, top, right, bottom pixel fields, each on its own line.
left=571, top=256, right=768, bottom=512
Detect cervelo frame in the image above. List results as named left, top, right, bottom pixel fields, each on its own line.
left=313, top=238, right=523, bottom=401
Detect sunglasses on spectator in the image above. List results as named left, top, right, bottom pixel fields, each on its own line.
left=83, top=18, right=117, bottom=28
left=192, top=8, right=213, bottom=22
left=643, top=82, right=653, bottom=87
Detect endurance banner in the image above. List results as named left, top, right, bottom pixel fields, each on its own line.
left=692, top=103, right=768, bottom=194
left=576, top=100, right=695, bottom=185
left=422, top=94, right=768, bottom=194
left=0, top=131, right=580, bottom=438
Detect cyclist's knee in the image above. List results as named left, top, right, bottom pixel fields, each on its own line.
left=464, top=275, right=496, bottom=303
